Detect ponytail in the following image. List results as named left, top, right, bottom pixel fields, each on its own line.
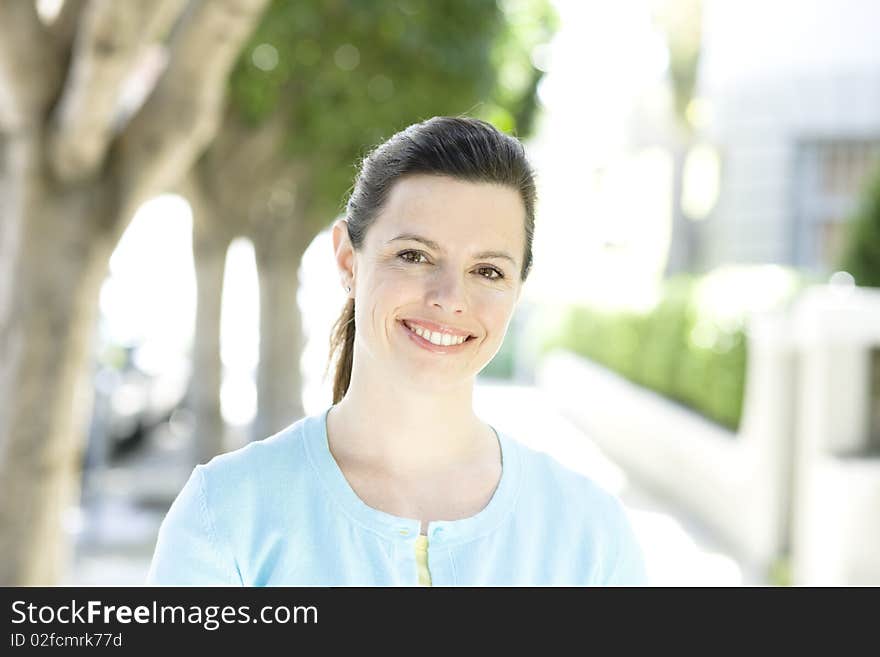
left=326, top=298, right=355, bottom=404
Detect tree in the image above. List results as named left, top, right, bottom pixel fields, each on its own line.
left=652, top=0, right=703, bottom=277
left=180, top=0, right=557, bottom=457
left=0, top=0, right=270, bottom=585
left=838, top=168, right=880, bottom=287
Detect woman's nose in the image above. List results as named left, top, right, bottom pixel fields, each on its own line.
left=428, top=268, right=468, bottom=314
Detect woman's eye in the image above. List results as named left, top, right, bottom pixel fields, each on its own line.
left=398, top=250, right=428, bottom=264
left=476, top=266, right=503, bottom=280
left=398, top=251, right=503, bottom=280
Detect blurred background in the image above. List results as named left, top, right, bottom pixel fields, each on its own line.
left=1, top=0, right=879, bottom=586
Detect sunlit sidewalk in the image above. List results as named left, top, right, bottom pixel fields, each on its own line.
left=474, top=378, right=762, bottom=586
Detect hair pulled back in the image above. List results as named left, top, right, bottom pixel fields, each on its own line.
left=326, top=116, right=537, bottom=403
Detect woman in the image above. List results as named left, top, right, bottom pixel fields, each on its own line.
left=147, top=116, right=648, bottom=586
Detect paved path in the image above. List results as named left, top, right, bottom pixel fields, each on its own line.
left=64, top=379, right=763, bottom=586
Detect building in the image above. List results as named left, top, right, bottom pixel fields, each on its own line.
left=696, top=0, right=880, bottom=275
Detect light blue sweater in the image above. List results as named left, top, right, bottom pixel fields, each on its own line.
left=146, top=405, right=648, bottom=586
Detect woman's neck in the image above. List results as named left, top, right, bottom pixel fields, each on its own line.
left=326, top=384, right=495, bottom=479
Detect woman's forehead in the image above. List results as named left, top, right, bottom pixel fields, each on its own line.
left=382, top=174, right=522, bottom=212
left=370, top=175, right=525, bottom=251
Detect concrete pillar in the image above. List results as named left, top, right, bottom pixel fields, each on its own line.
left=790, top=284, right=880, bottom=585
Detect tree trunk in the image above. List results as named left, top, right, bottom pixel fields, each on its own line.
left=0, top=0, right=270, bottom=585
left=0, top=138, right=116, bottom=585
left=193, top=119, right=321, bottom=444
left=187, top=196, right=231, bottom=466
left=663, top=139, right=699, bottom=277
left=252, top=233, right=308, bottom=441
left=195, top=124, right=318, bottom=443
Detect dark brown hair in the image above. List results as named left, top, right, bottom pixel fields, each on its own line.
left=326, top=116, right=537, bottom=404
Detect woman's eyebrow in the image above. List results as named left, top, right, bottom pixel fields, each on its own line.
left=386, top=233, right=516, bottom=264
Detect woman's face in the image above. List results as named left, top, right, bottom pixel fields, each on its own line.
left=333, top=174, right=526, bottom=392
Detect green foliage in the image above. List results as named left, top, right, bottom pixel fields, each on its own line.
left=538, top=266, right=810, bottom=431
left=635, top=275, right=694, bottom=391
left=838, top=166, right=880, bottom=287
left=481, top=333, right=516, bottom=380
left=228, top=0, right=557, bottom=224
left=768, top=555, right=793, bottom=586
left=543, top=305, right=649, bottom=386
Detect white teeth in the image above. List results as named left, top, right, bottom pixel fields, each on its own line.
left=405, top=322, right=467, bottom=346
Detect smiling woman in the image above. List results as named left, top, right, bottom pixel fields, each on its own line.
left=147, top=117, right=649, bottom=587
left=332, top=173, right=526, bottom=388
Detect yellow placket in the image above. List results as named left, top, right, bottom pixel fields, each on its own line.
left=415, top=534, right=432, bottom=586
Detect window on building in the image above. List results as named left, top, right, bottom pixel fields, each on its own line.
left=794, top=139, right=880, bottom=274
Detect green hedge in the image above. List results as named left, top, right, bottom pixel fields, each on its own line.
left=538, top=265, right=815, bottom=431
left=838, top=166, right=880, bottom=287
left=481, top=333, right=516, bottom=380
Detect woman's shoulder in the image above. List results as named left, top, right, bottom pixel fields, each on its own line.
left=504, top=433, right=648, bottom=584
left=197, top=413, right=313, bottom=493
left=510, top=436, right=617, bottom=501
left=504, top=432, right=633, bottom=529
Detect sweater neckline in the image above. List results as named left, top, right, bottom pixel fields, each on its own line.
left=303, top=405, right=521, bottom=546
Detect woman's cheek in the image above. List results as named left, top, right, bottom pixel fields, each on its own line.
left=472, top=285, right=514, bottom=310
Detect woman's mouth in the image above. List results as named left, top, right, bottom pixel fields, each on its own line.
left=398, top=319, right=476, bottom=353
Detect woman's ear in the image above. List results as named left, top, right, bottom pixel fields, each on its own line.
left=331, top=218, right=348, bottom=253
left=332, top=219, right=355, bottom=292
